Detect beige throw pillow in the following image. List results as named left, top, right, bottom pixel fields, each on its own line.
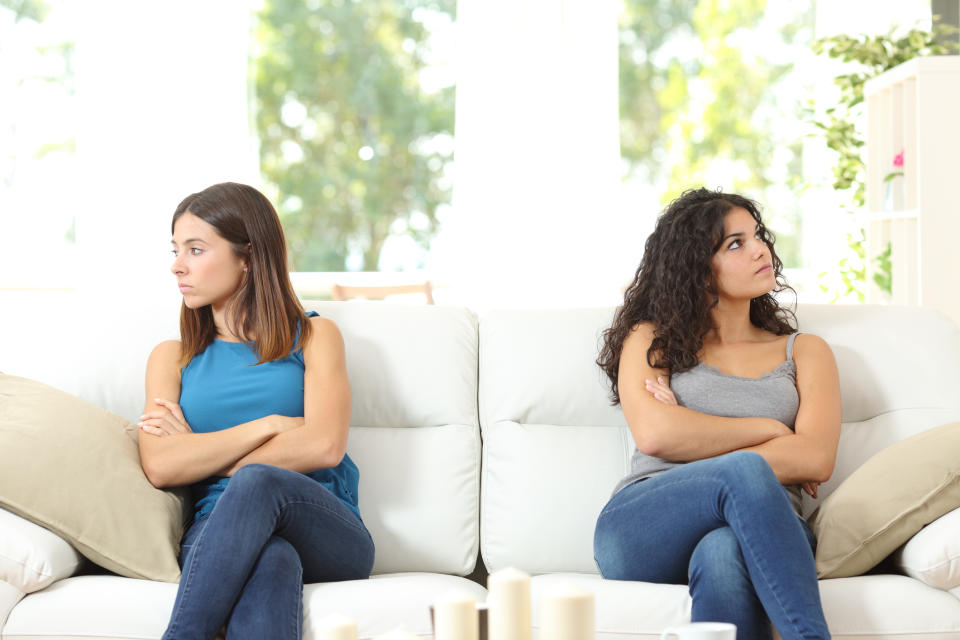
left=810, top=421, right=960, bottom=579
left=0, top=373, right=187, bottom=582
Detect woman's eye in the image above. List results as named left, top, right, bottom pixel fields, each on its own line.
left=729, top=240, right=741, bottom=250
left=171, top=249, right=178, bottom=257
left=190, top=247, right=203, bottom=256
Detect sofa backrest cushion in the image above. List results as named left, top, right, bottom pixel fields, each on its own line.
left=479, top=307, right=627, bottom=574
left=304, top=302, right=480, bottom=575
left=5, top=299, right=480, bottom=578
left=478, top=304, right=960, bottom=574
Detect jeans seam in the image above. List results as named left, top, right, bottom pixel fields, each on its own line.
left=165, top=517, right=210, bottom=638
left=722, top=472, right=818, bottom=639
left=291, top=561, right=303, bottom=639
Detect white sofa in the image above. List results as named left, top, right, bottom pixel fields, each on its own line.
left=2, top=301, right=960, bottom=639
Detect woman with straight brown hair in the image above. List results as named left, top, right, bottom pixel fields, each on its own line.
left=138, top=182, right=374, bottom=639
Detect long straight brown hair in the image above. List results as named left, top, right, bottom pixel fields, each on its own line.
left=172, top=182, right=311, bottom=365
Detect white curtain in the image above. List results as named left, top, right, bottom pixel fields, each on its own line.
left=74, top=0, right=257, bottom=304
left=444, top=0, right=625, bottom=308
left=67, top=1, right=257, bottom=401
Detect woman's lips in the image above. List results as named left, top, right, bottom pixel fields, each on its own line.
left=178, top=284, right=193, bottom=293
left=755, top=265, right=772, bottom=274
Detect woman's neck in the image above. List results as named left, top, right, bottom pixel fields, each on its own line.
left=211, top=301, right=246, bottom=342
left=708, top=297, right=758, bottom=344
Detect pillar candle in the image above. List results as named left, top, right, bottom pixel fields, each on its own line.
left=434, top=594, right=479, bottom=640
left=487, top=567, right=531, bottom=640
left=539, top=584, right=594, bottom=640
left=315, top=614, right=358, bottom=640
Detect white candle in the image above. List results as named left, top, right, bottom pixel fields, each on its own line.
left=487, top=567, right=531, bottom=640
left=434, top=593, right=479, bottom=640
left=315, top=614, right=358, bottom=640
left=539, top=584, right=594, bottom=640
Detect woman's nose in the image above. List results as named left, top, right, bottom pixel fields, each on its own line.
left=171, top=255, right=185, bottom=275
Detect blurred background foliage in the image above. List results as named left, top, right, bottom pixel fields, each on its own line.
left=254, top=0, right=813, bottom=272
left=254, top=0, right=456, bottom=271
left=810, top=23, right=958, bottom=301
left=619, top=0, right=812, bottom=269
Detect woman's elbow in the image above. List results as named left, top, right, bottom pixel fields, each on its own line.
left=141, top=463, right=174, bottom=489
left=636, top=434, right=665, bottom=458
left=139, top=455, right=177, bottom=489
left=812, top=456, right=835, bottom=484
left=313, top=438, right=347, bottom=469
left=631, top=419, right=670, bottom=458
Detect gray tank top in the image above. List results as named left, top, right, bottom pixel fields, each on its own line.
left=613, top=333, right=803, bottom=514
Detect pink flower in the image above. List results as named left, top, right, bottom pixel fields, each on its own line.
left=893, top=150, right=904, bottom=167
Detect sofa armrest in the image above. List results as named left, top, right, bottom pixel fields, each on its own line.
left=894, top=505, right=960, bottom=591
left=0, top=508, right=83, bottom=594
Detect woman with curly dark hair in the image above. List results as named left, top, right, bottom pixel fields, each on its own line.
left=593, top=188, right=840, bottom=640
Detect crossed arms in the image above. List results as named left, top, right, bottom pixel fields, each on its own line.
left=137, top=316, right=351, bottom=489
left=618, top=323, right=841, bottom=493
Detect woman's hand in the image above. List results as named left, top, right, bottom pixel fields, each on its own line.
left=802, top=481, right=820, bottom=499
left=645, top=376, right=677, bottom=405
left=139, top=398, right=193, bottom=437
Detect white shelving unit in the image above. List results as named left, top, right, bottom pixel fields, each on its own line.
left=864, top=56, right=960, bottom=326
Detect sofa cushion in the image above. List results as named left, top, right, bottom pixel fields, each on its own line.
left=529, top=574, right=960, bottom=640
left=0, top=374, right=187, bottom=582
left=2, top=573, right=487, bottom=640
left=893, top=505, right=960, bottom=591
left=810, top=422, right=960, bottom=579
left=478, top=308, right=628, bottom=573
left=0, top=508, right=82, bottom=593
left=304, top=302, right=481, bottom=575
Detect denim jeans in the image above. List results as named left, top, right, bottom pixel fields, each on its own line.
left=594, top=451, right=829, bottom=640
left=162, top=464, right=375, bottom=640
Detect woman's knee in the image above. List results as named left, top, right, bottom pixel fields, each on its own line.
left=689, top=527, right=748, bottom=588
left=711, top=451, right=780, bottom=497
left=259, top=536, right=302, bottom=577
left=231, top=463, right=289, bottom=486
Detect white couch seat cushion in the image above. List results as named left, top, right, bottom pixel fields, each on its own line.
left=305, top=573, right=487, bottom=639
left=2, top=575, right=178, bottom=640
left=530, top=574, right=960, bottom=640
left=818, top=575, right=960, bottom=638
left=3, top=573, right=487, bottom=640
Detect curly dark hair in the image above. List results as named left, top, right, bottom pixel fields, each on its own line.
left=597, top=187, right=796, bottom=404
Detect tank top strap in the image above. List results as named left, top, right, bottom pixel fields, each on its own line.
left=786, top=332, right=801, bottom=361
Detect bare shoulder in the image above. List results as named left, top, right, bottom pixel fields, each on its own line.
left=794, top=333, right=833, bottom=358
left=620, top=321, right=668, bottom=377
left=147, top=340, right=183, bottom=368
left=793, top=333, right=837, bottom=373
left=307, top=315, right=343, bottom=342
left=303, top=315, right=346, bottom=363
left=624, top=321, right=656, bottom=348
left=145, top=340, right=183, bottom=390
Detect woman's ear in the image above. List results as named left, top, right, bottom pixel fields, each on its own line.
left=242, top=243, right=252, bottom=272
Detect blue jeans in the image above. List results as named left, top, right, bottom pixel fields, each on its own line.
left=162, top=464, right=375, bottom=640
left=594, top=452, right=829, bottom=640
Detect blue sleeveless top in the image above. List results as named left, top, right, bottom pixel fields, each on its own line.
left=179, top=312, right=361, bottom=522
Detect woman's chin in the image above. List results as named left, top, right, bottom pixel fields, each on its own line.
left=181, top=296, right=208, bottom=310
